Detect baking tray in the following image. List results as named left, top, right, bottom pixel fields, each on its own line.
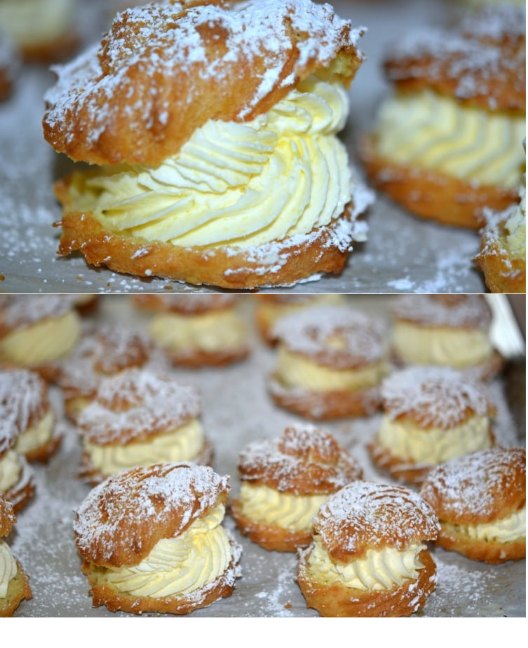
left=0, top=0, right=494, bottom=294
left=8, top=295, right=526, bottom=617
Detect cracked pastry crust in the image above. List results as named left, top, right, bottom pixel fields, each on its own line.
left=231, top=424, right=363, bottom=552
left=421, top=448, right=526, bottom=564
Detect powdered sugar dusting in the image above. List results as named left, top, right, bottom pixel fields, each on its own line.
left=0, top=295, right=77, bottom=331
left=392, top=295, right=492, bottom=329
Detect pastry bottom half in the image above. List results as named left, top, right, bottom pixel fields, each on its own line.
left=164, top=346, right=249, bottom=369
left=475, top=238, right=526, bottom=294
left=81, top=538, right=241, bottom=615
left=4, top=458, right=35, bottom=513
left=0, top=562, right=32, bottom=617
left=360, top=137, right=517, bottom=230
left=21, top=31, right=78, bottom=63
left=230, top=499, right=311, bottom=552
left=436, top=523, right=525, bottom=564
left=367, top=441, right=432, bottom=485
left=56, top=179, right=360, bottom=289
left=297, top=548, right=436, bottom=617
left=268, top=374, right=381, bottom=421
left=22, top=426, right=62, bottom=464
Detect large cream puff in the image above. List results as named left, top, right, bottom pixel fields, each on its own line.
left=391, top=295, right=502, bottom=381
left=297, top=481, right=440, bottom=617
left=269, top=305, right=388, bottom=420
left=73, top=462, right=242, bottom=615
left=231, top=424, right=363, bottom=552
left=369, top=366, right=495, bottom=484
left=77, top=368, right=212, bottom=483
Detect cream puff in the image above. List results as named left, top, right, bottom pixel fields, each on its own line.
left=77, top=368, right=212, bottom=483
left=421, top=447, right=525, bottom=563
left=0, top=295, right=81, bottom=377
left=134, top=295, right=248, bottom=367
left=369, top=367, right=495, bottom=485
left=391, top=295, right=502, bottom=381
left=0, top=496, right=32, bottom=617
left=73, top=462, right=242, bottom=615
left=0, top=369, right=60, bottom=463
left=269, top=305, right=388, bottom=420
left=0, top=0, right=78, bottom=63
left=231, top=424, right=363, bottom=552
left=55, top=325, right=152, bottom=422
left=43, top=0, right=373, bottom=289
left=0, top=417, right=35, bottom=513
left=255, top=295, right=346, bottom=346
left=297, top=481, right=440, bottom=617
left=361, top=6, right=525, bottom=228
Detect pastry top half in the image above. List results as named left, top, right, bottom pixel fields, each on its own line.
left=391, top=295, right=492, bottom=330
left=383, top=5, right=525, bottom=113
left=273, top=305, right=386, bottom=370
left=381, top=366, right=493, bottom=430
left=0, top=369, right=50, bottom=455
left=238, top=424, right=363, bottom=496
left=77, top=368, right=201, bottom=446
left=73, top=462, right=229, bottom=568
left=133, top=294, right=237, bottom=315
left=0, top=295, right=76, bottom=338
left=313, top=481, right=440, bottom=562
left=421, top=447, right=526, bottom=525
left=55, top=325, right=152, bottom=398
left=0, top=495, right=15, bottom=538
left=43, top=0, right=365, bottom=166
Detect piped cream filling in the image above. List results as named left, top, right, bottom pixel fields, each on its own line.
left=307, top=536, right=426, bottom=592
left=0, top=0, right=75, bottom=47
left=0, top=541, right=17, bottom=599
left=0, top=451, right=22, bottom=493
left=238, top=483, right=328, bottom=532
left=149, top=310, right=247, bottom=354
left=392, top=321, right=493, bottom=368
left=447, top=507, right=526, bottom=544
left=377, top=415, right=492, bottom=465
left=276, top=347, right=387, bottom=392
left=15, top=410, right=54, bottom=455
left=375, top=90, right=525, bottom=190
left=0, top=311, right=80, bottom=367
left=95, top=504, right=231, bottom=599
left=84, top=418, right=205, bottom=477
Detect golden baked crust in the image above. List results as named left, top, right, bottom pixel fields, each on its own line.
left=55, top=199, right=363, bottom=289
left=360, top=136, right=518, bottom=229
left=0, top=495, right=15, bottom=538
left=435, top=524, right=525, bottom=564
left=475, top=238, right=526, bottom=293
left=23, top=426, right=62, bottom=464
left=5, top=458, right=35, bottom=513
left=73, top=462, right=230, bottom=568
left=0, top=561, right=32, bottom=617
left=165, top=347, right=249, bottom=369
left=312, top=481, right=439, bottom=562
left=133, top=295, right=236, bottom=315
left=269, top=375, right=382, bottom=420
left=22, top=31, right=79, bottom=64
left=43, top=0, right=365, bottom=166
left=368, top=441, right=434, bottom=485
left=72, top=295, right=100, bottom=316
left=297, top=548, right=436, bottom=617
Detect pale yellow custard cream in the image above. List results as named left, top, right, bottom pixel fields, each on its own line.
left=84, top=419, right=205, bottom=478
left=0, top=0, right=76, bottom=47
left=150, top=310, right=246, bottom=354
left=0, top=312, right=80, bottom=367
left=392, top=321, right=493, bottom=368
left=0, top=541, right=17, bottom=599
left=67, top=75, right=354, bottom=248
left=15, top=410, right=54, bottom=455
left=306, top=536, right=426, bottom=591
left=447, top=507, right=526, bottom=544
left=0, top=451, right=22, bottom=493
left=375, top=90, right=525, bottom=189
left=277, top=347, right=387, bottom=392
left=97, top=504, right=231, bottom=598
left=377, top=415, right=492, bottom=465
left=504, top=182, right=526, bottom=259
left=238, top=483, right=328, bottom=532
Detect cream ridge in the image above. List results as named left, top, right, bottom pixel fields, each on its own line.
left=95, top=504, right=231, bottom=598
left=374, top=90, right=525, bottom=189
left=66, top=75, right=354, bottom=249
left=0, top=311, right=80, bottom=367
left=306, top=536, right=427, bottom=592
left=0, top=541, right=17, bottom=599
left=0, top=0, right=76, bottom=47
left=447, top=507, right=526, bottom=544
left=238, top=483, right=328, bottom=532
left=392, top=321, right=493, bottom=368
left=377, top=415, right=492, bottom=465
left=15, top=410, right=54, bottom=455
left=0, top=451, right=22, bottom=493
left=149, top=310, right=246, bottom=354
left=277, top=347, right=387, bottom=392
left=84, top=418, right=205, bottom=477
